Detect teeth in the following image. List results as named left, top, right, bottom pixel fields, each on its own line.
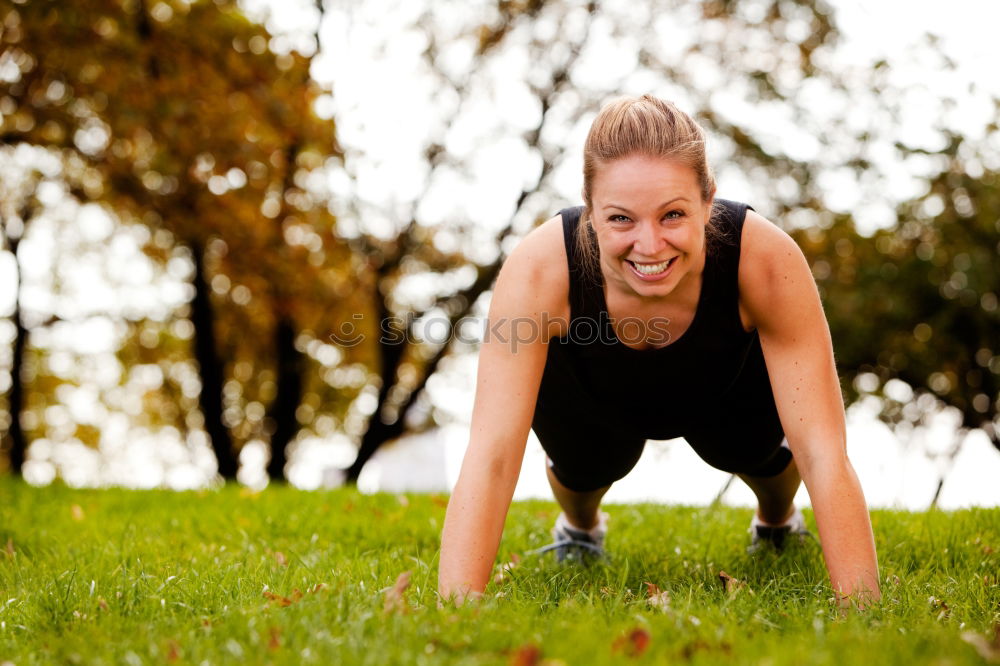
left=631, top=258, right=673, bottom=275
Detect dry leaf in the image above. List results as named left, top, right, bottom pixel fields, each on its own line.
left=71, top=504, right=85, bottom=521
left=263, top=590, right=298, bottom=607
left=166, top=640, right=181, bottom=662
left=719, top=571, right=753, bottom=597
left=644, top=582, right=671, bottom=611
left=612, top=628, right=651, bottom=657
left=273, top=551, right=288, bottom=567
left=268, top=626, right=282, bottom=651
left=961, top=626, right=1000, bottom=663
left=509, top=644, right=541, bottom=666
left=383, top=571, right=412, bottom=614
left=4, top=538, right=14, bottom=557
left=309, top=583, right=327, bottom=594
left=97, top=597, right=109, bottom=611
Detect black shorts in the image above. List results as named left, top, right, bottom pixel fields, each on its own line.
left=531, top=360, right=792, bottom=492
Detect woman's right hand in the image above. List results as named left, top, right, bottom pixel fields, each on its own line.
left=437, top=216, right=568, bottom=602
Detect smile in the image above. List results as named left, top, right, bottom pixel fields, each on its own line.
left=626, top=257, right=678, bottom=279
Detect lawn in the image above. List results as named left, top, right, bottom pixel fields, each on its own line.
left=1, top=478, right=997, bottom=665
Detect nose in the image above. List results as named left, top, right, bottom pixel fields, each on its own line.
left=633, top=219, right=666, bottom=257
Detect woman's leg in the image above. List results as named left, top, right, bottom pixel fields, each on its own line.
left=737, top=455, right=802, bottom=525
left=545, top=461, right=611, bottom=530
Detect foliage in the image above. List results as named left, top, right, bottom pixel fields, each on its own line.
left=792, top=131, right=1000, bottom=453
left=1, top=478, right=998, bottom=664
left=0, top=0, right=359, bottom=477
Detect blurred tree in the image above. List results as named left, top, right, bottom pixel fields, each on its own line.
left=0, top=0, right=351, bottom=481
left=0, top=168, right=40, bottom=474
left=793, top=129, right=1000, bottom=504
left=332, top=0, right=591, bottom=482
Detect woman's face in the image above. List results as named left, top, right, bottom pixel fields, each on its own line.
left=590, top=154, right=713, bottom=301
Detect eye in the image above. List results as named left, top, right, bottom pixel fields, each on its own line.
left=608, top=214, right=631, bottom=223
left=664, top=210, right=684, bottom=221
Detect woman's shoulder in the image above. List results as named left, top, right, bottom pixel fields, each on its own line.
left=737, top=208, right=813, bottom=330
left=739, top=208, right=804, bottom=276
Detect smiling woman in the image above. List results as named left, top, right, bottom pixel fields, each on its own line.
left=438, top=95, right=881, bottom=609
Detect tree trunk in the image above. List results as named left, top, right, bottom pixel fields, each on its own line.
left=265, top=315, right=305, bottom=482
left=189, top=240, right=238, bottom=479
left=4, top=256, right=27, bottom=475
left=344, top=302, right=408, bottom=483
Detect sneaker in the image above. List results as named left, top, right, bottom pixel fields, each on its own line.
left=747, top=506, right=812, bottom=553
left=530, top=511, right=608, bottom=562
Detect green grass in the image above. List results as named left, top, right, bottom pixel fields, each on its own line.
left=0, top=478, right=998, bottom=665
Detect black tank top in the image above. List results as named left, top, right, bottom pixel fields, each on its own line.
left=535, top=199, right=775, bottom=440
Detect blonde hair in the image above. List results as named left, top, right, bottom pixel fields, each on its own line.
left=576, top=94, right=727, bottom=283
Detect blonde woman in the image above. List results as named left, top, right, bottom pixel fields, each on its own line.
left=439, top=95, right=880, bottom=608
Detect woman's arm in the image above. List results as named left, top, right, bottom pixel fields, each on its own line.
left=438, top=219, right=566, bottom=603
left=740, top=211, right=881, bottom=607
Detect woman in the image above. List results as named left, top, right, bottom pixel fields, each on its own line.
left=438, top=95, right=880, bottom=607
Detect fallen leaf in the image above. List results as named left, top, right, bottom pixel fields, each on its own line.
left=71, top=504, right=85, bottom=521
left=644, top=582, right=671, bottom=611
left=719, top=571, right=753, bottom=597
left=166, top=640, right=181, bottom=662
left=509, top=643, right=541, bottom=666
left=383, top=571, right=412, bottom=614
left=268, top=626, right=282, bottom=651
left=309, top=583, right=327, bottom=594
left=263, top=590, right=299, bottom=607
left=612, top=628, right=651, bottom=657
left=961, top=626, right=1000, bottom=663
left=273, top=551, right=288, bottom=567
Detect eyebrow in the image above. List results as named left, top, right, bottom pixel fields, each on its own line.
left=603, top=197, right=689, bottom=215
